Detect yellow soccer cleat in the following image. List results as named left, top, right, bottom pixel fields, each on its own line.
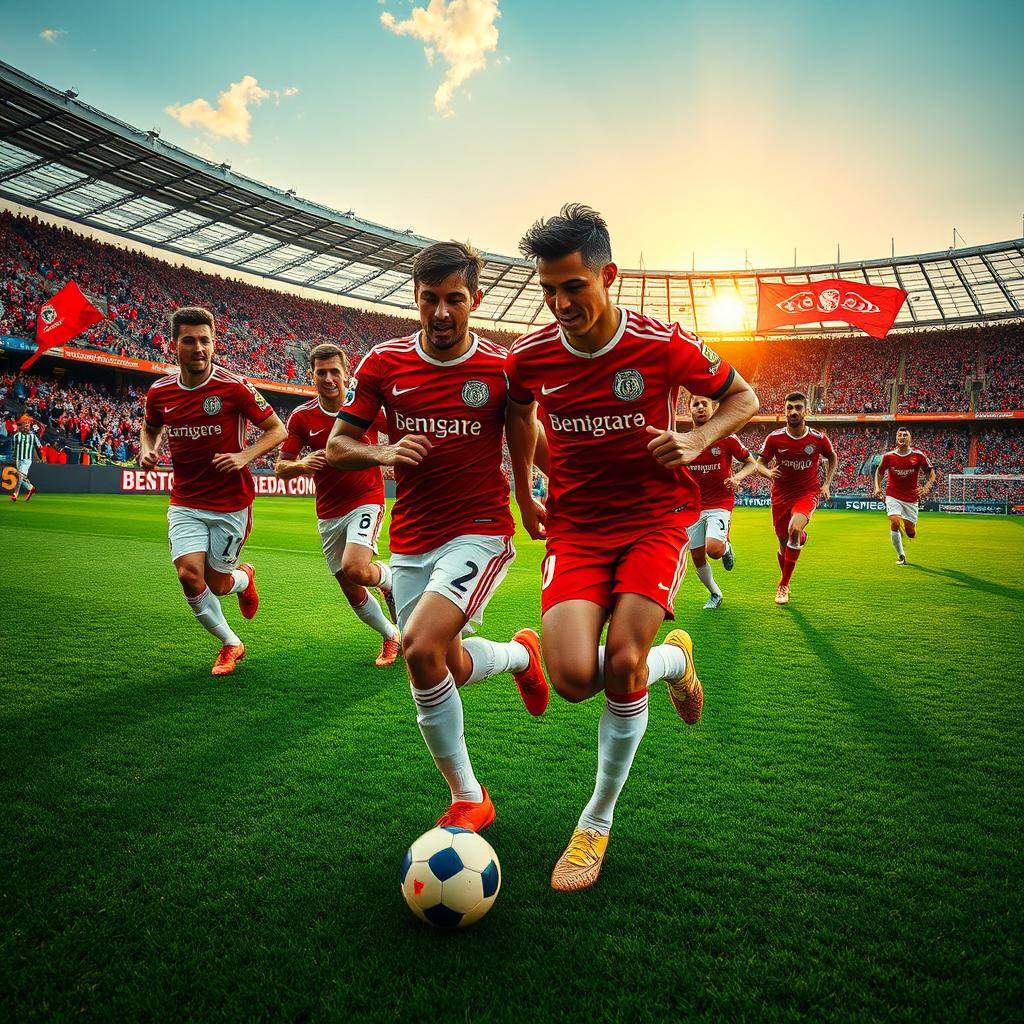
left=663, top=629, right=703, bottom=724
left=550, top=828, right=609, bottom=892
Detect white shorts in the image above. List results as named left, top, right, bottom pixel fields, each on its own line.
left=16, top=459, right=31, bottom=476
left=390, top=534, right=515, bottom=635
left=168, top=504, right=252, bottom=573
left=885, top=497, right=919, bottom=524
left=686, top=508, right=731, bottom=549
left=317, top=503, right=385, bottom=574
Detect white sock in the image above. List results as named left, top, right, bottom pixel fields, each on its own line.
left=186, top=587, right=241, bottom=647
left=411, top=674, right=483, bottom=803
left=646, top=643, right=688, bottom=687
left=891, top=530, right=905, bottom=556
left=462, top=636, right=530, bottom=686
left=695, top=562, right=722, bottom=597
left=577, top=691, right=650, bottom=835
left=374, top=561, right=393, bottom=592
left=352, top=592, right=399, bottom=640
left=227, top=568, right=249, bottom=594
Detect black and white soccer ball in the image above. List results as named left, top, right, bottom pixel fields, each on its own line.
left=400, top=826, right=501, bottom=929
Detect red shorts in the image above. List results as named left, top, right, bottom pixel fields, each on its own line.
left=772, top=494, right=818, bottom=540
left=540, top=524, right=690, bottom=617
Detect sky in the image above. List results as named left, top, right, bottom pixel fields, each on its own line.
left=1, top=0, right=1022, bottom=271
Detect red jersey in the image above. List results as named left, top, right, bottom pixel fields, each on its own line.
left=281, top=401, right=386, bottom=520
left=338, top=332, right=514, bottom=555
left=689, top=434, right=750, bottom=512
left=506, top=309, right=736, bottom=541
left=760, top=427, right=835, bottom=503
left=878, top=448, right=933, bottom=502
left=144, top=365, right=272, bottom=512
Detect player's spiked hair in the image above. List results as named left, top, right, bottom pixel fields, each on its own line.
left=784, top=391, right=808, bottom=404
left=171, top=306, right=215, bottom=339
left=413, top=241, right=484, bottom=294
left=308, top=343, right=348, bottom=370
left=518, top=203, right=613, bottom=272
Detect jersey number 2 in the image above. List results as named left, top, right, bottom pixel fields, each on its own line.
left=451, top=560, right=479, bottom=594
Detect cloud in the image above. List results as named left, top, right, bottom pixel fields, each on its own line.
left=165, top=76, right=273, bottom=144
left=39, top=28, right=65, bottom=44
left=381, top=0, right=500, bottom=115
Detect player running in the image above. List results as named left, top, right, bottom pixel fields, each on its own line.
left=140, top=307, right=287, bottom=676
left=326, top=241, right=549, bottom=833
left=9, top=417, right=41, bottom=501
left=275, top=343, right=400, bottom=666
left=873, top=427, right=935, bottom=565
left=756, top=392, right=837, bottom=605
left=506, top=204, right=758, bottom=891
left=685, top=394, right=766, bottom=609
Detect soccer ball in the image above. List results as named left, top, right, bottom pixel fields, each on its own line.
left=400, top=826, right=501, bottom=929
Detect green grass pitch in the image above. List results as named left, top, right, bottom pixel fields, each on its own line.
left=2, top=495, right=1022, bottom=1022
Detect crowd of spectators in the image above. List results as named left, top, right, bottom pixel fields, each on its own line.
left=899, top=330, right=977, bottom=412
left=979, top=324, right=1024, bottom=411
left=748, top=338, right=828, bottom=411
left=825, top=338, right=898, bottom=413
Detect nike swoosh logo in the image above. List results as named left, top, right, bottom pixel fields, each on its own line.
left=166, top=404, right=179, bottom=412
left=540, top=383, right=569, bottom=395
left=392, top=384, right=417, bottom=396
left=310, top=429, right=326, bottom=438
left=657, top=583, right=670, bottom=591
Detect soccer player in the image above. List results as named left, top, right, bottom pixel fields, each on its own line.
left=275, top=343, right=400, bottom=666
left=756, top=392, right=838, bottom=605
left=326, top=241, right=549, bottom=833
left=685, top=394, right=766, bottom=609
left=9, top=417, right=41, bottom=501
left=140, top=307, right=288, bottom=676
left=873, top=427, right=935, bottom=565
left=505, top=204, right=758, bottom=891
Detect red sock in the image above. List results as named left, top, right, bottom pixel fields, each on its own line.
left=780, top=545, right=801, bottom=586
left=777, top=549, right=785, bottom=572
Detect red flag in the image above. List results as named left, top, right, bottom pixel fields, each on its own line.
left=24, top=281, right=104, bottom=369
left=756, top=278, right=907, bottom=339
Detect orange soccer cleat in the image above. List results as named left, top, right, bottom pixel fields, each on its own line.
left=511, top=627, right=550, bottom=717
left=436, top=786, right=495, bottom=832
left=663, top=629, right=704, bottom=725
left=24, top=486, right=36, bottom=502
left=237, top=563, right=259, bottom=619
left=211, top=643, right=246, bottom=676
left=375, top=635, right=401, bottom=667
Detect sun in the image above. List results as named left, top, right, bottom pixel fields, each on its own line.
left=707, top=293, right=748, bottom=333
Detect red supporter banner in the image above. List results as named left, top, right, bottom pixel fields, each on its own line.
left=757, top=278, right=908, bottom=338
left=45, top=346, right=315, bottom=398
left=746, top=410, right=1024, bottom=423
left=25, top=281, right=105, bottom=369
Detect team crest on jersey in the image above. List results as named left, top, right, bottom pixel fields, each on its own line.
left=344, top=377, right=358, bottom=406
left=612, top=369, right=644, bottom=401
left=40, top=303, right=57, bottom=326
left=711, top=446, right=721, bottom=456
left=203, top=396, right=222, bottom=416
left=804, top=443, right=815, bottom=455
left=700, top=341, right=721, bottom=371
left=462, top=380, right=490, bottom=407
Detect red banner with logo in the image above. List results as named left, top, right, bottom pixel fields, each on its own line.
left=25, top=281, right=105, bottom=368
left=757, top=278, right=907, bottom=338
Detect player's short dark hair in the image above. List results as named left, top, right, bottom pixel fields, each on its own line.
left=171, top=306, right=215, bottom=340
left=896, top=426, right=912, bottom=435
left=413, top=241, right=484, bottom=294
left=518, top=203, right=613, bottom=272
left=784, top=391, right=808, bottom=405
left=308, top=343, right=348, bottom=371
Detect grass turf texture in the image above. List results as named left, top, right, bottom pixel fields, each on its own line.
left=1, top=495, right=1022, bottom=1023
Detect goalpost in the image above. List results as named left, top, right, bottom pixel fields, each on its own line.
left=945, top=474, right=1024, bottom=513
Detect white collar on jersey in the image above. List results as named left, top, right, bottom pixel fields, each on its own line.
left=414, top=331, right=480, bottom=367
left=558, top=307, right=628, bottom=360
left=176, top=366, right=216, bottom=391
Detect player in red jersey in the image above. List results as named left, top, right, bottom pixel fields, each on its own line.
left=140, top=307, right=287, bottom=676
left=275, top=343, right=400, bottom=666
left=326, top=242, right=549, bottom=833
left=506, top=205, right=758, bottom=891
left=756, top=391, right=837, bottom=605
left=685, top=394, right=767, bottom=609
left=873, top=427, right=935, bottom=565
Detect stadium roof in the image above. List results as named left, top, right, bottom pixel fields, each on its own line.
left=2, top=59, right=1023, bottom=336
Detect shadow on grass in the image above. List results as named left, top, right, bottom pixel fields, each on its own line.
left=907, top=564, right=1024, bottom=604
